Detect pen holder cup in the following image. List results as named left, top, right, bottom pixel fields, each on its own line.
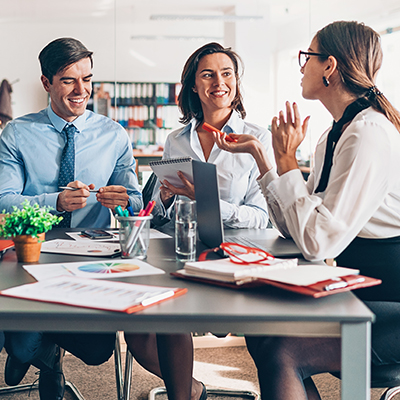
left=116, top=215, right=153, bottom=259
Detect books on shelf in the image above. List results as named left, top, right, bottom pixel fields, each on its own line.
left=172, top=257, right=381, bottom=298
left=89, top=81, right=182, bottom=148
left=0, top=275, right=187, bottom=314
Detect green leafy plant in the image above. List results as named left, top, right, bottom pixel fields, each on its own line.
left=0, top=200, right=62, bottom=239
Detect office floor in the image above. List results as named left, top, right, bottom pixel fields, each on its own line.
left=0, top=346, right=390, bottom=399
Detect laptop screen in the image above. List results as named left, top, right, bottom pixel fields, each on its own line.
left=192, top=160, right=224, bottom=249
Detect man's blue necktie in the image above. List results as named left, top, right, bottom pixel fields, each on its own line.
left=58, top=124, right=77, bottom=228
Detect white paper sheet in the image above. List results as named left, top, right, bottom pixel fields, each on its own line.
left=41, top=239, right=121, bottom=257
left=65, top=229, right=171, bottom=242
left=251, top=264, right=360, bottom=286
left=1, top=276, right=177, bottom=313
left=23, top=258, right=165, bottom=281
left=184, top=258, right=359, bottom=286
left=66, top=231, right=119, bottom=242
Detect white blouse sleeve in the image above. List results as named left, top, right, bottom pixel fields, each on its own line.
left=258, top=119, right=393, bottom=261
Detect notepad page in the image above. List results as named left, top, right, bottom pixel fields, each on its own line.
left=149, top=157, right=193, bottom=187
left=252, top=265, right=360, bottom=286
left=184, top=257, right=298, bottom=279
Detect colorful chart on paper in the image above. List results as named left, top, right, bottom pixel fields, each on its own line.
left=22, top=259, right=165, bottom=281
left=78, top=262, right=140, bottom=274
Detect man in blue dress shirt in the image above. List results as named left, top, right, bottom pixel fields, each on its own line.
left=0, top=38, right=142, bottom=400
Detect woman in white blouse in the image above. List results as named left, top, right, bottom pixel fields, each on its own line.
left=124, top=42, right=274, bottom=400
left=214, top=21, right=400, bottom=399
left=150, top=42, right=272, bottom=232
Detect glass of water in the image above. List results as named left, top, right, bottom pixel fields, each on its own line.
left=175, top=199, right=197, bottom=262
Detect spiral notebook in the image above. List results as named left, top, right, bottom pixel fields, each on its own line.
left=149, top=157, right=193, bottom=188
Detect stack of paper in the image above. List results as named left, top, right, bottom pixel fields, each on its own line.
left=173, top=257, right=381, bottom=297
left=0, top=276, right=187, bottom=313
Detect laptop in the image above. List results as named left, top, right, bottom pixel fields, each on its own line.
left=192, top=160, right=302, bottom=258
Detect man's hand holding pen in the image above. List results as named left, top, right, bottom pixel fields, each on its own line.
left=57, top=182, right=129, bottom=212
left=57, top=181, right=95, bottom=212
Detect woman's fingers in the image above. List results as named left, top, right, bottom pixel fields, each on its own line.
left=286, top=101, right=293, bottom=125
left=302, top=115, right=311, bottom=134
left=279, top=110, right=285, bottom=126
left=292, top=102, right=301, bottom=128
left=270, top=116, right=279, bottom=134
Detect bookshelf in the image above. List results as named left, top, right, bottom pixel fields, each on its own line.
left=87, top=81, right=183, bottom=149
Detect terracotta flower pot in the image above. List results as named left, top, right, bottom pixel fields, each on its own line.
left=12, top=232, right=45, bottom=263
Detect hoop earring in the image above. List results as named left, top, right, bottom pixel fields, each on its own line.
left=323, top=76, right=330, bottom=87
left=192, top=87, right=197, bottom=93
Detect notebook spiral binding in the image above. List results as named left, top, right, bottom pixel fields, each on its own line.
left=149, top=157, right=192, bottom=166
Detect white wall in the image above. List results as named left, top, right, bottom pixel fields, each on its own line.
left=0, top=1, right=275, bottom=140
left=0, top=20, right=114, bottom=118
left=2, top=0, right=400, bottom=162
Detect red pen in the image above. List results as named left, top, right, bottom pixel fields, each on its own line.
left=202, top=122, right=237, bottom=142
left=144, top=201, right=156, bottom=216
left=134, top=208, right=146, bottom=227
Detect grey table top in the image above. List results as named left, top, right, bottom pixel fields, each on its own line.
left=0, top=228, right=374, bottom=334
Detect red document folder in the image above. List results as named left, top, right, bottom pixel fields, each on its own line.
left=171, top=271, right=381, bottom=298
left=0, top=240, right=14, bottom=257
left=0, top=276, right=188, bottom=314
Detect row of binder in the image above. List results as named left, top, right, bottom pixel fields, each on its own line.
left=127, top=128, right=174, bottom=147
left=92, top=82, right=181, bottom=105
left=109, top=104, right=180, bottom=130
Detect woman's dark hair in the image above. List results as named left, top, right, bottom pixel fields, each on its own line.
left=316, top=21, right=400, bottom=132
left=178, top=42, right=246, bottom=124
left=39, top=37, right=93, bottom=84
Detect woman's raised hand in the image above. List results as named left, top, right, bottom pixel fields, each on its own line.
left=271, top=102, right=310, bottom=175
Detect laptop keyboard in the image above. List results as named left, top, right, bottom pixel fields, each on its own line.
left=224, top=235, right=271, bottom=253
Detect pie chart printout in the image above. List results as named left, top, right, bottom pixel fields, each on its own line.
left=78, top=262, right=140, bottom=274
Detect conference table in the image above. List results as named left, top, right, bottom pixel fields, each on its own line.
left=0, top=228, right=374, bottom=400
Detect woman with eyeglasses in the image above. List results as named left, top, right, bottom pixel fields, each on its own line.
left=213, top=20, right=400, bottom=399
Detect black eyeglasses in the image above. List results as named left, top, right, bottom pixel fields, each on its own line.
left=298, top=51, right=329, bottom=68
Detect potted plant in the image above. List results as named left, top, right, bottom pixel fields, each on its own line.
left=0, top=200, right=62, bottom=263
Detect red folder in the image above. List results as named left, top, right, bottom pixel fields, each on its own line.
left=171, top=271, right=381, bottom=298
left=1, top=276, right=188, bottom=314
left=0, top=240, right=14, bottom=257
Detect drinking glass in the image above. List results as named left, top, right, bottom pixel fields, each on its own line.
left=175, top=199, right=197, bottom=262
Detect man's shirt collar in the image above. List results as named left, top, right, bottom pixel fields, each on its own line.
left=47, top=105, right=87, bottom=134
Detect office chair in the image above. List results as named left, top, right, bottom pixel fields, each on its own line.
left=142, top=172, right=157, bottom=208
left=331, top=364, right=400, bottom=400
left=0, top=332, right=127, bottom=400
left=370, top=364, right=400, bottom=400
left=0, top=369, right=86, bottom=399
left=120, top=348, right=260, bottom=400
left=148, top=386, right=260, bottom=400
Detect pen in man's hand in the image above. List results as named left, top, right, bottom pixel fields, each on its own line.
left=59, top=186, right=99, bottom=193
